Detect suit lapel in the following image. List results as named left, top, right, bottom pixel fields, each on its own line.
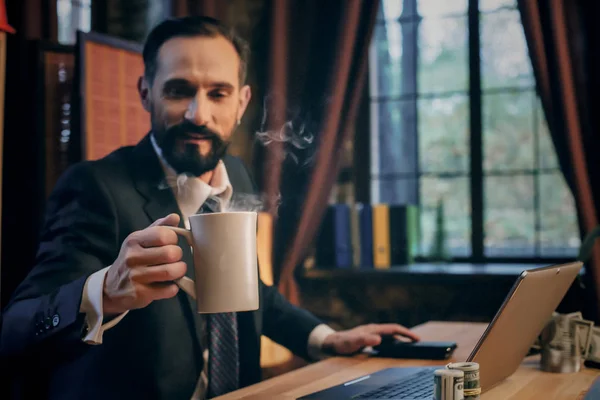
left=130, top=136, right=180, bottom=223
left=128, top=135, right=204, bottom=357
left=129, top=136, right=197, bottom=276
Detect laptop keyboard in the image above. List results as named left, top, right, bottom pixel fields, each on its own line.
left=353, top=369, right=434, bottom=399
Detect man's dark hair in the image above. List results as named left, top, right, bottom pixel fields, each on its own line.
left=142, top=16, right=250, bottom=85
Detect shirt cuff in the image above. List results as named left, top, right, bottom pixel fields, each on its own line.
left=307, top=324, right=336, bottom=361
left=79, top=266, right=128, bottom=345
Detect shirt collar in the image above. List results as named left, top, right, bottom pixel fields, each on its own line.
left=150, top=133, right=233, bottom=217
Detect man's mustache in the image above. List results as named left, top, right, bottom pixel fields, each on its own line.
left=169, top=122, right=219, bottom=139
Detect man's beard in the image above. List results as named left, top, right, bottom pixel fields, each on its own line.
left=154, top=120, right=230, bottom=177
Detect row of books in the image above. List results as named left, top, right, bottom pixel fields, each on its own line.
left=314, top=203, right=420, bottom=269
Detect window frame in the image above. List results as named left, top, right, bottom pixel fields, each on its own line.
left=367, top=0, right=576, bottom=265
left=57, top=0, right=92, bottom=45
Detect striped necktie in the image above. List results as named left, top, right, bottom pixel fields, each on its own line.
left=198, top=201, right=240, bottom=398
left=207, top=312, right=239, bottom=397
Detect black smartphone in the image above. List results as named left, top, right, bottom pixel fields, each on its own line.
left=373, top=339, right=458, bottom=360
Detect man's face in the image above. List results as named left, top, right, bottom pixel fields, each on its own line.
left=139, top=35, right=251, bottom=176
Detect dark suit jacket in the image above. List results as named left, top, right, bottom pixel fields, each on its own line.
left=0, top=135, right=322, bottom=399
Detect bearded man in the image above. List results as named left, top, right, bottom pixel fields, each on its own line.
left=0, top=16, right=418, bottom=400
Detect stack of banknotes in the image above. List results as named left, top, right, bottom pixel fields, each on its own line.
left=532, top=311, right=599, bottom=372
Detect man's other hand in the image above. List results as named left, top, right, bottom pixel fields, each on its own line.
left=321, top=323, right=421, bottom=355
left=103, top=213, right=187, bottom=315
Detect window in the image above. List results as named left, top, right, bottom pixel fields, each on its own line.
left=57, top=0, right=92, bottom=45
left=369, top=0, right=580, bottom=262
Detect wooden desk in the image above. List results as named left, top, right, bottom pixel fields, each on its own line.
left=216, top=321, right=600, bottom=399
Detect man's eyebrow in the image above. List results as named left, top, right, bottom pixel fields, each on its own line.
left=210, top=82, right=235, bottom=91
left=162, top=79, right=235, bottom=91
left=163, top=78, right=192, bottom=87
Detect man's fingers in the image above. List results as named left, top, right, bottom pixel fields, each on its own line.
left=131, top=261, right=188, bottom=284
left=133, top=261, right=187, bottom=285
left=136, top=226, right=180, bottom=248
left=126, top=245, right=183, bottom=267
left=149, top=213, right=181, bottom=228
left=126, top=213, right=181, bottom=250
left=147, top=282, right=180, bottom=300
left=366, top=323, right=421, bottom=342
left=359, top=333, right=383, bottom=347
left=338, top=333, right=381, bottom=354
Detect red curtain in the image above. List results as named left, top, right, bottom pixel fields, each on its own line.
left=261, top=0, right=380, bottom=304
left=6, top=0, right=56, bottom=40
left=518, top=0, right=600, bottom=321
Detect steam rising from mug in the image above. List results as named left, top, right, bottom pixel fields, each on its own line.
left=201, top=192, right=282, bottom=214
left=254, top=96, right=317, bottom=167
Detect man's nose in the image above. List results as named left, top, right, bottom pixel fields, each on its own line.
left=185, top=94, right=211, bottom=126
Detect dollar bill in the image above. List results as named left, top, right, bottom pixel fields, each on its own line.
left=571, top=318, right=594, bottom=358
left=550, top=313, right=585, bottom=348
left=446, top=362, right=479, bottom=399
left=434, top=369, right=464, bottom=400
left=537, top=312, right=594, bottom=354
left=566, top=311, right=583, bottom=320
left=540, top=314, right=565, bottom=347
left=587, top=326, right=600, bottom=363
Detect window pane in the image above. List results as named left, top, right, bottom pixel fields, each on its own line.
left=537, top=99, right=559, bottom=169
left=484, top=175, right=535, bottom=256
left=420, top=176, right=471, bottom=257
left=418, top=0, right=468, bottom=17
left=379, top=0, right=406, bottom=21
left=80, top=4, right=92, bottom=32
left=375, top=99, right=418, bottom=176
left=483, top=91, right=535, bottom=172
left=375, top=177, right=419, bottom=206
left=371, top=22, right=418, bottom=97
left=479, top=0, right=516, bottom=12
left=57, top=0, right=73, bottom=44
left=57, top=0, right=92, bottom=45
left=418, top=95, right=469, bottom=173
left=481, top=9, right=533, bottom=89
left=419, top=16, right=468, bottom=93
left=538, top=173, right=580, bottom=257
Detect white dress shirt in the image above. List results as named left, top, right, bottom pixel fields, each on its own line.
left=78, top=135, right=335, bottom=398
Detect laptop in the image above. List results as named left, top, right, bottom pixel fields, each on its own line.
left=299, top=262, right=583, bottom=399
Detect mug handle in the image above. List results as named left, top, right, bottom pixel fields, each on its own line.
left=163, top=226, right=196, bottom=300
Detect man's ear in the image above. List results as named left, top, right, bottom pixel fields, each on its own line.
left=237, top=84, right=252, bottom=122
left=138, top=76, right=152, bottom=112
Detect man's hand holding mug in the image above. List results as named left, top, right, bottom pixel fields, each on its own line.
left=102, top=211, right=260, bottom=316
left=103, top=213, right=186, bottom=316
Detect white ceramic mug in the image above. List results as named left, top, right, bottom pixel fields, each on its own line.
left=165, top=211, right=259, bottom=313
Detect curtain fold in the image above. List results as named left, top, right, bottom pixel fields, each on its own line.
left=263, top=0, right=380, bottom=304
left=8, top=0, right=57, bottom=40
left=518, top=0, right=600, bottom=321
